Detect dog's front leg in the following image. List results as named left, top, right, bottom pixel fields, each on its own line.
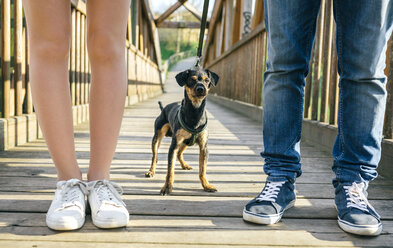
left=160, top=138, right=179, bottom=195
left=198, top=132, right=217, bottom=192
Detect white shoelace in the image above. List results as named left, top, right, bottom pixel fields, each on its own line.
left=58, top=179, right=88, bottom=210
left=88, top=180, right=125, bottom=207
left=255, top=181, right=286, bottom=202
left=343, top=182, right=376, bottom=214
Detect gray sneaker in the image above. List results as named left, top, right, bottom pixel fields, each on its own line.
left=335, top=182, right=382, bottom=236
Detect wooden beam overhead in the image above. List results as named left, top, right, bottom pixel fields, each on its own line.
left=158, top=21, right=209, bottom=29
left=183, top=2, right=202, bottom=21
left=155, top=0, right=187, bottom=26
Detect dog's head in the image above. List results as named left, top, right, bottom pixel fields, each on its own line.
left=175, top=68, right=219, bottom=107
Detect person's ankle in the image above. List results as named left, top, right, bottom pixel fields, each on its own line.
left=57, top=171, right=82, bottom=181
left=87, top=173, right=110, bottom=182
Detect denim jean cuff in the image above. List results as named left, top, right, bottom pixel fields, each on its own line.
left=267, top=175, right=295, bottom=184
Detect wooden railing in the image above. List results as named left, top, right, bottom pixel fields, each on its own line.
left=203, top=0, right=266, bottom=106
left=0, top=0, right=163, bottom=119
left=203, top=0, right=393, bottom=140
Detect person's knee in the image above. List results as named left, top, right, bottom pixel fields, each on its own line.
left=87, top=31, right=124, bottom=64
left=31, top=34, right=70, bottom=62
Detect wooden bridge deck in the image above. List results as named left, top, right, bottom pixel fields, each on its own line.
left=1, top=58, right=393, bottom=247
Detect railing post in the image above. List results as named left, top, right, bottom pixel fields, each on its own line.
left=14, top=0, right=23, bottom=116
left=311, top=0, right=325, bottom=120
left=1, top=0, right=11, bottom=118
left=70, top=8, right=76, bottom=106
left=319, top=0, right=333, bottom=123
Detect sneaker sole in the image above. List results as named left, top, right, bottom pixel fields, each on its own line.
left=46, top=216, right=85, bottom=231
left=242, top=200, right=295, bottom=225
left=338, top=218, right=382, bottom=236
left=92, top=216, right=129, bottom=229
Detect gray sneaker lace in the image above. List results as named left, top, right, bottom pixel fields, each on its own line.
left=89, top=180, right=125, bottom=207
left=255, top=181, right=285, bottom=202
left=59, top=179, right=88, bottom=209
left=343, top=182, right=376, bottom=214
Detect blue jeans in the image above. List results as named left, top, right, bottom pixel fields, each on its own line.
left=262, top=0, right=393, bottom=186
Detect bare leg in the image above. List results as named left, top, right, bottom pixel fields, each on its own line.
left=86, top=0, right=131, bottom=181
left=22, top=0, right=81, bottom=181
left=177, top=143, right=193, bottom=170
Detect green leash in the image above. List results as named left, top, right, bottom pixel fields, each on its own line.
left=177, top=106, right=208, bottom=146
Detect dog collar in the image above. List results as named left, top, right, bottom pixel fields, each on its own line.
left=177, top=106, right=208, bottom=146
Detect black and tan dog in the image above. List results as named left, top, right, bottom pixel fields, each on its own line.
left=145, top=67, right=219, bottom=195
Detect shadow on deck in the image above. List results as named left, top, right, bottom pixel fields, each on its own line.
left=0, top=58, right=393, bottom=247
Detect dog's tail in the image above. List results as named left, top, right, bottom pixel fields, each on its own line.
left=158, top=101, right=164, bottom=111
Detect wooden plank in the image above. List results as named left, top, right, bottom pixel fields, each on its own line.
left=127, top=8, right=132, bottom=43
left=70, top=0, right=87, bottom=15
left=311, top=0, right=325, bottom=120
left=84, top=15, right=89, bottom=104
left=202, top=0, right=223, bottom=64
left=157, top=21, right=206, bottom=29
left=223, top=0, right=234, bottom=51
left=155, top=0, right=187, bottom=26
left=76, top=11, right=81, bottom=105
left=328, top=24, right=339, bottom=125
left=14, top=0, right=23, bottom=116
left=1, top=0, right=11, bottom=117
left=251, top=0, right=264, bottom=29
left=231, top=0, right=242, bottom=45
left=0, top=214, right=393, bottom=246
left=80, top=14, right=85, bottom=105
left=319, top=0, right=333, bottom=123
left=304, top=42, right=315, bottom=119
left=239, top=0, right=252, bottom=38
left=25, top=22, right=33, bottom=114
left=132, top=0, right=139, bottom=48
left=1, top=194, right=393, bottom=221
left=183, top=2, right=203, bottom=21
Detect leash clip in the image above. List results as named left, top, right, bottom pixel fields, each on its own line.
left=194, top=56, right=202, bottom=69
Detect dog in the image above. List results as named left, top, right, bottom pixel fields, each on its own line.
left=145, top=67, right=219, bottom=195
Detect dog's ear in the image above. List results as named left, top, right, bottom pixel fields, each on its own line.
left=175, top=70, right=190, bottom=87
left=206, top=69, right=219, bottom=87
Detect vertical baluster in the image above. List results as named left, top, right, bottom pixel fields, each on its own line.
left=76, top=11, right=81, bottom=106
left=80, top=14, right=85, bottom=105
left=70, top=8, right=76, bottom=105
left=328, top=24, right=339, bottom=125
left=2, top=0, right=11, bottom=118
left=304, top=42, right=315, bottom=119
left=25, top=18, right=32, bottom=114
left=311, top=0, right=325, bottom=120
left=319, top=0, right=333, bottom=123
left=14, top=0, right=23, bottom=116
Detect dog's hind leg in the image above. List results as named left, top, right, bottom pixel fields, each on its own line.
left=177, top=143, right=193, bottom=170
left=146, top=123, right=170, bottom=177
left=198, top=131, right=217, bottom=192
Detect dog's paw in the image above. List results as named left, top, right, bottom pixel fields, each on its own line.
left=145, top=171, right=155, bottom=178
left=181, top=164, right=193, bottom=170
left=160, top=184, right=173, bottom=195
left=203, top=185, right=217, bottom=192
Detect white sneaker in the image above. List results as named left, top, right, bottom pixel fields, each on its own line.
left=46, top=179, right=88, bottom=230
left=87, top=180, right=129, bottom=228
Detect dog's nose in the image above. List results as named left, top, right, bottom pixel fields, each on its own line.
left=196, top=85, right=205, bottom=95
